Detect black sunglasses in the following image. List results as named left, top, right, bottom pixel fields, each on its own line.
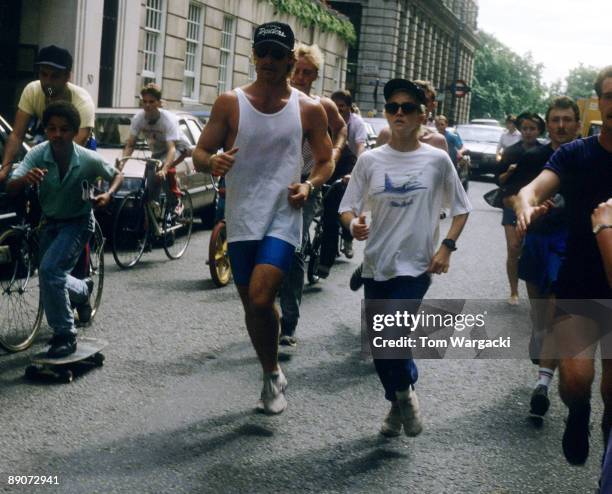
left=254, top=45, right=288, bottom=61
left=384, top=102, right=421, bottom=115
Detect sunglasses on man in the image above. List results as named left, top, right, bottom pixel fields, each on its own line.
left=384, top=102, right=421, bottom=115
left=254, top=44, right=289, bottom=61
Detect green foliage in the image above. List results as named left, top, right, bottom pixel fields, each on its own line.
left=263, top=0, right=357, bottom=45
left=564, top=64, right=600, bottom=100
left=471, top=31, right=547, bottom=119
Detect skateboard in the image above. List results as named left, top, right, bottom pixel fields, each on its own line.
left=25, top=337, right=108, bottom=383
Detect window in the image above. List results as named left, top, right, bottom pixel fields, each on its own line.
left=333, top=56, right=343, bottom=90
left=186, top=118, right=202, bottom=142
left=217, top=16, right=236, bottom=94
left=143, top=0, right=165, bottom=85
left=184, top=3, right=204, bottom=100
left=179, top=121, right=195, bottom=145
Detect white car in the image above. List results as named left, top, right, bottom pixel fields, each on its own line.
left=94, top=108, right=217, bottom=227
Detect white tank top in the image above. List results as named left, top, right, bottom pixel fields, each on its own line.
left=225, top=87, right=303, bottom=246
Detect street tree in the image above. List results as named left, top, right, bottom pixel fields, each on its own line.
left=471, top=31, right=547, bottom=119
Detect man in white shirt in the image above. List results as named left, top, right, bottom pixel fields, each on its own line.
left=0, top=45, right=95, bottom=185
left=497, top=114, right=521, bottom=158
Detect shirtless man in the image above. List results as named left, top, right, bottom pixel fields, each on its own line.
left=193, top=22, right=333, bottom=414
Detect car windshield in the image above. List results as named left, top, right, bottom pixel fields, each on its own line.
left=95, top=114, right=138, bottom=148
left=456, top=126, right=503, bottom=143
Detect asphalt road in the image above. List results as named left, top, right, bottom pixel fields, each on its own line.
left=0, top=179, right=603, bottom=493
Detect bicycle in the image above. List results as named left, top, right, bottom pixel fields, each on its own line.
left=111, top=157, right=194, bottom=269
left=207, top=177, right=231, bottom=287
left=0, top=190, right=105, bottom=352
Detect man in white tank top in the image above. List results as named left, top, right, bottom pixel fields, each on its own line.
left=193, top=22, right=334, bottom=415
left=278, top=42, right=347, bottom=347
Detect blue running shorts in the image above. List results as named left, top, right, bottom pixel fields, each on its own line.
left=518, top=229, right=567, bottom=294
left=228, top=236, right=295, bottom=286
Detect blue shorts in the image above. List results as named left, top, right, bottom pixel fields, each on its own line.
left=228, top=236, right=295, bottom=286
left=501, top=207, right=516, bottom=226
left=518, top=229, right=567, bottom=294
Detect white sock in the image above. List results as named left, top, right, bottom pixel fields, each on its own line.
left=536, top=368, right=554, bottom=388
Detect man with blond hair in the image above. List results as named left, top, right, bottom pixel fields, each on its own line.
left=278, top=42, right=347, bottom=346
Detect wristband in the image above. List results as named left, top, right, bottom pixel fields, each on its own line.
left=304, top=180, right=315, bottom=194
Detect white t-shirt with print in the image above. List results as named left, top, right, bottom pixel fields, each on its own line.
left=339, top=143, right=472, bottom=281
left=129, top=109, right=180, bottom=157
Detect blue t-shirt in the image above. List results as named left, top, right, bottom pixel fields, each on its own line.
left=444, top=129, right=463, bottom=165
left=544, top=136, right=612, bottom=297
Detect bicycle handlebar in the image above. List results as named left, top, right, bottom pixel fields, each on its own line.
left=115, top=156, right=163, bottom=172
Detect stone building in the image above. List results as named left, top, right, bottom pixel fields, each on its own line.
left=1, top=0, right=351, bottom=118
left=329, top=0, right=479, bottom=123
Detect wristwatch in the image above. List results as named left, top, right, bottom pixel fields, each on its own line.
left=441, top=238, right=457, bottom=251
left=593, top=224, right=612, bottom=235
left=304, top=180, right=315, bottom=194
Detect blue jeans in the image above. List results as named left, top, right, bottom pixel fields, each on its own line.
left=279, top=189, right=321, bottom=336
left=364, top=273, right=431, bottom=402
left=38, top=215, right=93, bottom=338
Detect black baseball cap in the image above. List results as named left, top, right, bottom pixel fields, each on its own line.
left=35, top=45, right=73, bottom=71
left=383, top=79, right=426, bottom=105
left=253, top=22, right=295, bottom=51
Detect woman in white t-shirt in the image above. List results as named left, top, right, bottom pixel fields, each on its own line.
left=339, top=79, right=472, bottom=438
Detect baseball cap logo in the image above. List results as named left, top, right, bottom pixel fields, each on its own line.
left=257, top=27, right=286, bottom=38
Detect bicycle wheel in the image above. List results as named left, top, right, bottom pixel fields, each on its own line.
left=307, top=231, right=322, bottom=285
left=163, top=190, right=193, bottom=260
left=88, top=220, right=105, bottom=320
left=209, top=220, right=231, bottom=287
left=0, top=227, right=43, bottom=352
left=112, top=191, right=148, bottom=269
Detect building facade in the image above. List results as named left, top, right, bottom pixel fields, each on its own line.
left=1, top=0, right=350, bottom=118
left=329, top=0, right=479, bottom=123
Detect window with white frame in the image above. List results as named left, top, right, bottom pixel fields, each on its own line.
left=217, top=16, right=236, bottom=94
left=333, top=56, right=343, bottom=90
left=183, top=3, right=204, bottom=100
left=143, top=0, right=165, bottom=85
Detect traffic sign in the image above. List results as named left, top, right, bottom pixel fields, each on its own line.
left=452, top=79, right=470, bottom=98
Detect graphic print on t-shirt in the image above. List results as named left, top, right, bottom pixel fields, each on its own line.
left=374, top=172, right=427, bottom=208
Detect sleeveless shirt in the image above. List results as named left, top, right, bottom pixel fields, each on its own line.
left=225, top=87, right=303, bottom=246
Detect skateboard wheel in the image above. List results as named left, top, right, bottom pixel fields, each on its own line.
left=59, top=369, right=73, bottom=383
left=25, top=365, right=39, bottom=380
left=92, top=353, right=105, bottom=366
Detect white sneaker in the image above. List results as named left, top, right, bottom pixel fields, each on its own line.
left=395, top=387, right=423, bottom=437
left=380, top=401, right=402, bottom=437
left=259, top=369, right=288, bottom=415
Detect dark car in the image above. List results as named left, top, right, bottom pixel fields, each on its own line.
left=456, top=124, right=504, bottom=176
left=0, top=115, right=31, bottom=224
left=94, top=108, right=217, bottom=229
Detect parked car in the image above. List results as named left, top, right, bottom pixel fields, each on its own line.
left=469, top=118, right=501, bottom=127
left=362, top=117, right=388, bottom=148
left=94, top=108, right=217, bottom=230
left=456, top=124, right=504, bottom=176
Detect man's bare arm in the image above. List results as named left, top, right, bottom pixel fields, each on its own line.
left=74, top=127, right=92, bottom=146
left=304, top=102, right=333, bottom=188
left=376, top=126, right=391, bottom=147
left=193, top=93, right=235, bottom=174
left=321, top=96, right=346, bottom=164
left=428, top=213, right=469, bottom=274
left=515, top=169, right=560, bottom=234
left=123, top=135, right=137, bottom=158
